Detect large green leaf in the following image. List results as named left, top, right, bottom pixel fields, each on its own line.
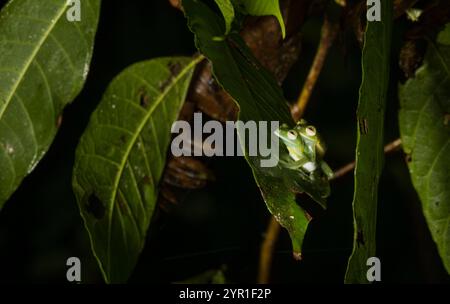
left=345, top=1, right=393, bottom=283
left=183, top=0, right=330, bottom=257
left=399, top=24, right=450, bottom=274
left=0, top=0, right=101, bottom=208
left=72, top=56, right=201, bottom=283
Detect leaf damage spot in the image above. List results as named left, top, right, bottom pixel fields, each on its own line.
left=119, top=135, right=127, bottom=145
left=359, top=118, right=369, bottom=135
left=168, top=61, right=182, bottom=76
left=142, top=175, right=152, bottom=185
left=56, top=115, right=63, bottom=128
left=158, top=61, right=183, bottom=92
left=140, top=176, right=154, bottom=203
left=85, top=194, right=106, bottom=220
left=357, top=230, right=365, bottom=247
left=138, top=87, right=150, bottom=108
left=5, top=143, right=14, bottom=155
left=159, top=77, right=172, bottom=92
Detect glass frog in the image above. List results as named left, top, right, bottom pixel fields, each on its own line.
left=274, top=119, right=334, bottom=179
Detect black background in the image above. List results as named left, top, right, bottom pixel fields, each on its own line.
left=0, top=0, right=448, bottom=284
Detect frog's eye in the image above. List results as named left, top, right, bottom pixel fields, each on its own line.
left=305, top=126, right=316, bottom=136
left=287, top=130, right=297, bottom=140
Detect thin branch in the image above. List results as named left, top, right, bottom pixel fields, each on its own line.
left=291, top=17, right=339, bottom=121
left=258, top=216, right=282, bottom=284
left=331, top=138, right=403, bottom=180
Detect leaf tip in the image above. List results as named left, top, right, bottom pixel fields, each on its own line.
left=292, top=251, right=303, bottom=261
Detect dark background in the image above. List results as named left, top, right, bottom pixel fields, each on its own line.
left=0, top=0, right=448, bottom=284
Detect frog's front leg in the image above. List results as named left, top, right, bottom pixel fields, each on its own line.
left=320, top=160, right=334, bottom=179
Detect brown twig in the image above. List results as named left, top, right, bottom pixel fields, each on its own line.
left=291, top=17, right=339, bottom=121
left=331, top=138, right=403, bottom=180
left=257, top=216, right=282, bottom=284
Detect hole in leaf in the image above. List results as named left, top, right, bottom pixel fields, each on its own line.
left=85, top=194, right=106, bottom=219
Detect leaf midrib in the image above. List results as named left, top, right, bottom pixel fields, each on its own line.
left=104, top=56, right=203, bottom=280
left=0, top=2, right=68, bottom=120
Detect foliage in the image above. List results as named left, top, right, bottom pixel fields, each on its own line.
left=0, top=0, right=101, bottom=208
left=345, top=0, right=393, bottom=283
left=183, top=0, right=330, bottom=257
left=399, top=23, right=450, bottom=274
left=0, top=0, right=449, bottom=283
left=72, top=56, right=201, bottom=283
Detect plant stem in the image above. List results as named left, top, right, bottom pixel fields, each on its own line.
left=257, top=216, right=282, bottom=283
left=291, top=17, right=339, bottom=121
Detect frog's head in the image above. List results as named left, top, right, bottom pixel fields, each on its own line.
left=274, top=119, right=326, bottom=162
left=274, top=123, right=296, bottom=144
left=274, top=122, right=306, bottom=162
left=296, top=119, right=326, bottom=159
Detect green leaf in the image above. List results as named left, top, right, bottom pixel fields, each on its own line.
left=183, top=0, right=330, bottom=257
left=0, top=0, right=101, bottom=208
left=214, top=0, right=235, bottom=34
left=72, top=56, right=201, bottom=283
left=345, top=1, right=393, bottom=283
left=399, top=24, right=450, bottom=274
left=437, top=23, right=450, bottom=46
left=235, top=0, right=285, bottom=38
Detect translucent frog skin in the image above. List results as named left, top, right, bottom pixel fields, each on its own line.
left=274, top=119, right=334, bottom=179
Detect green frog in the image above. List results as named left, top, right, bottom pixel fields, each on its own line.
left=274, top=119, right=334, bottom=179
